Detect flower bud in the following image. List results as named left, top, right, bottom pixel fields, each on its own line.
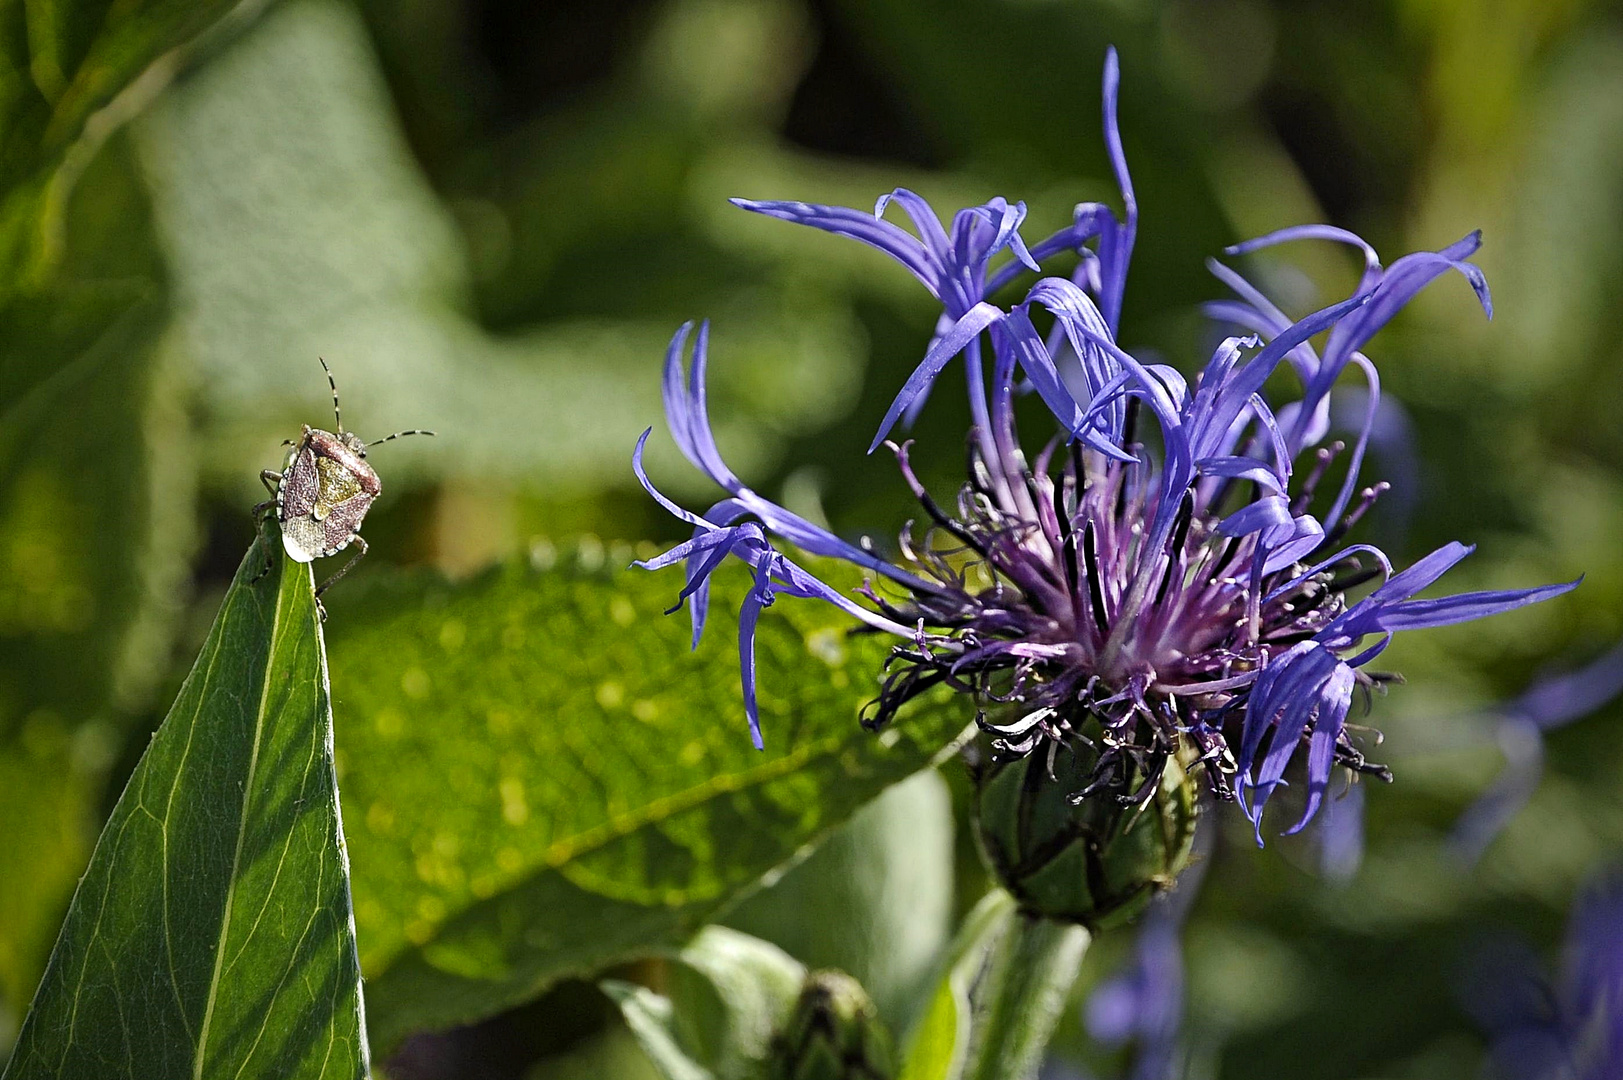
left=768, top=970, right=894, bottom=1080
left=970, top=723, right=1201, bottom=929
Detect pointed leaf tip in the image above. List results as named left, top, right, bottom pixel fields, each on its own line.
left=3, top=534, right=367, bottom=1079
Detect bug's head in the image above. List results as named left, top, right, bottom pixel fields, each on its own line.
left=343, top=432, right=369, bottom=457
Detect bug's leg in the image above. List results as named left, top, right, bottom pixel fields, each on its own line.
left=314, top=536, right=368, bottom=618
left=249, top=502, right=278, bottom=584
left=250, top=471, right=285, bottom=583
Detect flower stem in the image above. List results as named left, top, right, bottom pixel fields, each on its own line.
left=964, top=906, right=1090, bottom=1080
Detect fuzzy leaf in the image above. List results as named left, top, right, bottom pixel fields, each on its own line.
left=322, top=547, right=971, bottom=1052
left=1, top=537, right=368, bottom=1079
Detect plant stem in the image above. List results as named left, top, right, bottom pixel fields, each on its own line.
left=963, top=907, right=1090, bottom=1080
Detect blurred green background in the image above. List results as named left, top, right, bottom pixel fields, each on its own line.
left=2, top=0, right=1621, bottom=1076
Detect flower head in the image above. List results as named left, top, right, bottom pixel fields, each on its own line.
left=633, top=49, right=1578, bottom=838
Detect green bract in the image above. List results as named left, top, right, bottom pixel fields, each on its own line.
left=970, top=726, right=1201, bottom=929
left=768, top=971, right=893, bottom=1080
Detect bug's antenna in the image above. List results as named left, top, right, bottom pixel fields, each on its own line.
left=318, top=356, right=342, bottom=433
left=368, top=429, right=436, bottom=448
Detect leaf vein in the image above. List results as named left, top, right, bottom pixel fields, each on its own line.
left=191, top=568, right=288, bottom=1078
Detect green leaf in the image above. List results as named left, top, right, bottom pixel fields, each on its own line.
left=961, top=912, right=1089, bottom=1080
left=0, top=0, right=245, bottom=292
left=1, top=536, right=368, bottom=1080
left=664, top=928, right=805, bottom=1078
left=896, top=890, right=1013, bottom=1080
left=722, top=770, right=955, bottom=1034
left=603, top=984, right=717, bottom=1080
left=0, top=742, right=97, bottom=1031
left=322, top=548, right=971, bottom=1051
left=604, top=926, right=807, bottom=1080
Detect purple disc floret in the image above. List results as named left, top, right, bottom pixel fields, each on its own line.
left=631, top=47, right=1578, bottom=838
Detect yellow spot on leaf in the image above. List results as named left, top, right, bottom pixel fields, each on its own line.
left=805, top=627, right=846, bottom=667
left=366, top=801, right=395, bottom=835
left=499, top=777, right=529, bottom=825
left=373, top=708, right=404, bottom=737
left=401, top=667, right=431, bottom=700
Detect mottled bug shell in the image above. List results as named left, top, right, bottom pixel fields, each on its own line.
left=277, top=425, right=381, bottom=563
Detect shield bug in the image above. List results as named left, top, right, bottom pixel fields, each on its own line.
left=253, top=357, right=433, bottom=617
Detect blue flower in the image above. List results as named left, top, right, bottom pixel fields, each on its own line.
left=1085, top=905, right=1186, bottom=1080
left=1450, top=642, right=1623, bottom=862
left=632, top=48, right=1579, bottom=837
left=1085, top=830, right=1208, bottom=1080
left=1467, top=870, right=1623, bottom=1080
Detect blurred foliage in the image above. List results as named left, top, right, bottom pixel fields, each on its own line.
left=0, top=0, right=1620, bottom=1075
left=0, top=0, right=245, bottom=292
left=0, top=13, right=208, bottom=1032
left=138, top=0, right=874, bottom=513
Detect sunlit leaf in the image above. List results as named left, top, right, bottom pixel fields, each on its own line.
left=1, top=538, right=368, bottom=1079
left=322, top=547, right=971, bottom=1051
